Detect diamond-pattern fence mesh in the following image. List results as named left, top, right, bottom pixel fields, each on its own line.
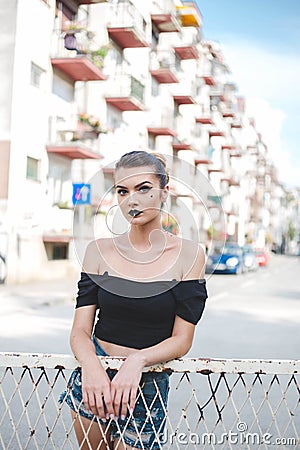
left=0, top=353, right=299, bottom=449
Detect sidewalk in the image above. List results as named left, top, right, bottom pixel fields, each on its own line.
left=0, top=275, right=79, bottom=314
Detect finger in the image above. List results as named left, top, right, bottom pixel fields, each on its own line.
left=120, top=389, right=130, bottom=420
left=109, top=384, right=117, bottom=419
left=129, top=385, right=138, bottom=413
left=95, top=394, right=106, bottom=420
left=113, top=389, right=122, bottom=418
left=82, top=389, right=93, bottom=413
left=87, top=391, right=98, bottom=416
left=103, top=386, right=114, bottom=418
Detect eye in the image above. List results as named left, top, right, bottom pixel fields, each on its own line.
left=116, top=189, right=128, bottom=196
left=139, top=186, right=151, bottom=192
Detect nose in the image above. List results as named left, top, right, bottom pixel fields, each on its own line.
left=127, top=192, right=139, bottom=208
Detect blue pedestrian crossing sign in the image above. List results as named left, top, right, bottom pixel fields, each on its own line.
left=72, top=183, right=91, bottom=205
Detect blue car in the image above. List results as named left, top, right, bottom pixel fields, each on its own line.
left=206, top=242, right=246, bottom=275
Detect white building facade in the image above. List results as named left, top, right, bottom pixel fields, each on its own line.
left=0, top=0, right=296, bottom=283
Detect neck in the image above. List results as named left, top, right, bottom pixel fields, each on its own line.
left=128, top=216, right=165, bottom=249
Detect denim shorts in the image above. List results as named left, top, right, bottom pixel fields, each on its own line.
left=58, top=335, right=170, bottom=449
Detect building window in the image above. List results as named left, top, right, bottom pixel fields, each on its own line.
left=30, top=62, right=45, bottom=88
left=44, top=242, right=69, bottom=260
left=26, top=156, right=40, bottom=181
left=107, top=105, right=122, bottom=131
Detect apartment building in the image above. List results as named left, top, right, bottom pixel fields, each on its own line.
left=0, top=0, right=291, bottom=283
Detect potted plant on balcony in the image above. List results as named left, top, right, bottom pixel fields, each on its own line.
left=77, top=113, right=107, bottom=139
left=90, top=45, right=110, bottom=69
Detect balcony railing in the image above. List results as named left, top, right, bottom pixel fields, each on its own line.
left=151, top=13, right=181, bottom=33
left=105, top=75, right=145, bottom=111
left=172, top=79, right=197, bottom=105
left=148, top=108, right=177, bottom=137
left=149, top=49, right=179, bottom=83
left=107, top=0, right=148, bottom=48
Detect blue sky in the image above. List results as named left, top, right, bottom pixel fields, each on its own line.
left=196, top=0, right=300, bottom=188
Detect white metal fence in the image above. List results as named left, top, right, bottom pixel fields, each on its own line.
left=0, top=353, right=299, bottom=449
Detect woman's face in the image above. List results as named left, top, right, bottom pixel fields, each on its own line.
left=114, top=165, right=169, bottom=224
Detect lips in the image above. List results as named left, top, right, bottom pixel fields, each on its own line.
left=128, top=209, right=142, bottom=217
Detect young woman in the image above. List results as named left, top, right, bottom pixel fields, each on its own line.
left=59, top=151, right=208, bottom=449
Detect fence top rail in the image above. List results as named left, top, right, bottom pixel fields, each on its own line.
left=0, top=352, right=300, bottom=375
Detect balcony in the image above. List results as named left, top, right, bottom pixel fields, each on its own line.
left=172, top=81, right=197, bottom=105
left=202, top=75, right=216, bottom=86
left=173, top=95, right=195, bottom=105
left=46, top=143, right=103, bottom=160
left=148, top=109, right=177, bottom=137
left=148, top=127, right=177, bottom=137
left=51, top=27, right=107, bottom=81
left=174, top=45, right=198, bottom=60
left=209, top=130, right=225, bottom=138
left=172, top=139, right=193, bottom=151
left=221, top=177, right=240, bottom=187
left=208, top=168, right=223, bottom=175
left=47, top=117, right=103, bottom=160
left=75, top=0, right=108, bottom=3
left=176, top=2, right=202, bottom=28
left=210, top=92, right=225, bottom=103
left=222, top=111, right=235, bottom=118
left=231, top=120, right=243, bottom=129
left=105, top=75, right=145, bottom=111
left=107, top=0, right=148, bottom=48
left=151, top=13, right=181, bottom=33
left=149, top=50, right=178, bottom=84
left=51, top=56, right=107, bottom=81
left=222, top=145, right=236, bottom=150
left=194, top=158, right=212, bottom=165
left=196, top=117, right=215, bottom=125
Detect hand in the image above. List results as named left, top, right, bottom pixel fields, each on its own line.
left=81, top=357, right=114, bottom=421
left=110, top=352, right=146, bottom=420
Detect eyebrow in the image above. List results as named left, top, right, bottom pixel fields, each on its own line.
left=114, top=181, right=153, bottom=189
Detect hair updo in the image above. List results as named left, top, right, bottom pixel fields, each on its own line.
left=114, top=150, right=170, bottom=188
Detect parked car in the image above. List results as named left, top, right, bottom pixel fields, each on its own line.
left=242, top=245, right=259, bottom=271
left=206, top=242, right=246, bottom=275
left=253, top=248, right=270, bottom=267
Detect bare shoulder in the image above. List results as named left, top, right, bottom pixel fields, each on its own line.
left=82, top=237, right=113, bottom=274
left=177, top=237, right=206, bottom=280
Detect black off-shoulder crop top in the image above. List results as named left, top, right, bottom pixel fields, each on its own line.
left=75, top=271, right=208, bottom=349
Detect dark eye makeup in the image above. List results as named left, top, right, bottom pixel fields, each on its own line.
left=116, top=185, right=152, bottom=195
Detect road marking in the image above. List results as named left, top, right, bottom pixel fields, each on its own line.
left=209, top=292, right=229, bottom=303
left=241, top=280, right=255, bottom=288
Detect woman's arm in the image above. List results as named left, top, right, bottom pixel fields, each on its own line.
left=70, top=239, right=114, bottom=421
left=111, top=243, right=206, bottom=418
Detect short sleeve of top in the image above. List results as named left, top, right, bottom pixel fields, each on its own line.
left=75, top=272, right=98, bottom=308
left=75, top=273, right=208, bottom=326
left=172, top=279, right=208, bottom=325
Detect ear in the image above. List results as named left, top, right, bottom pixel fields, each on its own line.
left=161, top=185, right=169, bottom=203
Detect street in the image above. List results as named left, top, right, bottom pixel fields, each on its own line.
left=0, top=253, right=299, bottom=359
